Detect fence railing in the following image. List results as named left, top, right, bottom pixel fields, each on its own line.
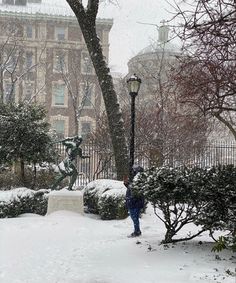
left=55, top=141, right=236, bottom=187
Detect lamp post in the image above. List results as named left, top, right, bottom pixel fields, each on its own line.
left=127, top=74, right=142, bottom=182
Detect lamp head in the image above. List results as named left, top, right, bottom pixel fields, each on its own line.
left=127, top=74, right=142, bottom=95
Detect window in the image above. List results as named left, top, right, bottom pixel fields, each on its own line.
left=24, top=83, right=33, bottom=101
left=81, top=122, right=91, bottom=139
left=52, top=120, right=65, bottom=138
left=15, top=0, right=27, bottom=5
left=55, top=27, right=66, bottom=41
left=81, top=83, right=94, bottom=108
left=4, top=22, right=20, bottom=37
left=3, top=0, right=27, bottom=5
left=25, top=52, right=33, bottom=69
left=54, top=52, right=65, bottom=72
left=83, top=85, right=92, bottom=107
left=26, top=25, right=33, bottom=38
left=53, top=84, right=65, bottom=106
left=6, top=55, right=17, bottom=72
left=81, top=53, right=93, bottom=74
left=27, top=0, right=41, bottom=3
left=4, top=82, right=15, bottom=103
left=3, top=0, right=14, bottom=4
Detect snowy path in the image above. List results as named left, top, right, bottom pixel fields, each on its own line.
left=0, top=209, right=235, bottom=283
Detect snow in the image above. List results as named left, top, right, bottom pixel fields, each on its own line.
left=48, top=188, right=83, bottom=197
left=0, top=0, right=74, bottom=17
left=0, top=187, right=35, bottom=203
left=85, top=179, right=126, bottom=197
left=102, top=187, right=125, bottom=197
left=0, top=201, right=235, bottom=282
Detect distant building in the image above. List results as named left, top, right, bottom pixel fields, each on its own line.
left=127, top=23, right=181, bottom=106
left=0, top=0, right=113, bottom=139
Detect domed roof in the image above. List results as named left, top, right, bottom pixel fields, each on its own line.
left=135, top=24, right=181, bottom=57
left=137, top=40, right=180, bottom=56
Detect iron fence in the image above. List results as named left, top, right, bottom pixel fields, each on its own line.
left=55, top=141, right=236, bottom=187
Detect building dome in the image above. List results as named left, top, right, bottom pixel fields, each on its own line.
left=128, top=23, right=181, bottom=73
left=137, top=40, right=180, bottom=56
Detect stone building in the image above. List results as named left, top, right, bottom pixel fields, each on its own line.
left=0, top=0, right=112, bottom=139
left=127, top=24, right=180, bottom=106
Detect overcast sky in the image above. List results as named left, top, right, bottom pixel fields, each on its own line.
left=99, top=0, right=174, bottom=75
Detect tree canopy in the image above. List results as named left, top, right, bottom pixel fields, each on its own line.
left=0, top=103, right=57, bottom=179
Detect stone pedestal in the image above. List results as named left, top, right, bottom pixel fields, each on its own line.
left=47, top=189, right=84, bottom=215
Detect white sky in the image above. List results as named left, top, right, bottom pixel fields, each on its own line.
left=99, top=0, right=174, bottom=75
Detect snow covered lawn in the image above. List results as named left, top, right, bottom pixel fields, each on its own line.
left=0, top=206, right=235, bottom=283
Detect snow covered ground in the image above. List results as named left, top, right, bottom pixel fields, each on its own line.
left=0, top=205, right=235, bottom=283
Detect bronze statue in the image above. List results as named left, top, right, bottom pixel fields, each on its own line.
left=52, top=136, right=89, bottom=190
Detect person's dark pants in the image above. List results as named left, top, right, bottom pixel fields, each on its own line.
left=129, top=208, right=141, bottom=233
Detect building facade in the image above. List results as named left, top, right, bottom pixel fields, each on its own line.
left=0, top=0, right=112, bottom=139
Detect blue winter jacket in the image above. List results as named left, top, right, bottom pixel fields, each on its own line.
left=125, top=184, right=144, bottom=209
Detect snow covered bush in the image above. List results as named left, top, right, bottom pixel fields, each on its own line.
left=133, top=166, right=208, bottom=243
left=98, top=189, right=128, bottom=220
left=195, top=165, right=236, bottom=251
left=133, top=165, right=236, bottom=248
left=195, top=165, right=236, bottom=232
left=83, top=180, right=108, bottom=214
left=0, top=188, right=50, bottom=218
left=83, top=179, right=128, bottom=220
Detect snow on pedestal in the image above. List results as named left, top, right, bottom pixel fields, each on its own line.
left=47, top=189, right=84, bottom=215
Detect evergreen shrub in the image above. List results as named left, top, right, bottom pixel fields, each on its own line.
left=98, top=189, right=128, bottom=220
left=83, top=179, right=127, bottom=219
left=83, top=180, right=108, bottom=214
left=133, top=166, right=208, bottom=243
left=133, top=165, right=236, bottom=247
left=195, top=165, right=236, bottom=251
left=0, top=188, right=50, bottom=218
left=195, top=165, right=236, bottom=232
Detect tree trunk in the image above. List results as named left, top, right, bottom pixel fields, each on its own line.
left=0, top=70, right=4, bottom=103
left=31, top=163, right=37, bottom=189
left=214, top=112, right=236, bottom=142
left=20, top=158, right=25, bottom=185
left=163, top=228, right=176, bottom=244
left=65, top=1, right=129, bottom=180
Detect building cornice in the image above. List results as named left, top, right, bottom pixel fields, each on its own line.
left=0, top=10, right=113, bottom=28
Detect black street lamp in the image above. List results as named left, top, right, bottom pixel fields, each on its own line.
left=127, top=74, right=142, bottom=182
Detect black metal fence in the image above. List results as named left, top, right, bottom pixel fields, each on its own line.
left=55, top=141, right=236, bottom=187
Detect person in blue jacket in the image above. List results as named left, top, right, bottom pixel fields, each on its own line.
left=124, top=165, right=144, bottom=238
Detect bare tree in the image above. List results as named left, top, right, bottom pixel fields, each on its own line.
left=0, top=18, right=46, bottom=104
left=171, top=0, right=236, bottom=140
left=65, top=0, right=129, bottom=180
left=124, top=32, right=209, bottom=166
left=57, top=49, right=101, bottom=137
left=90, top=53, right=209, bottom=168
